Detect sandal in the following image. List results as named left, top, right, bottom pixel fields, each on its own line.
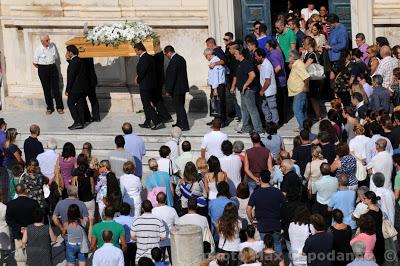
left=57, top=109, right=64, bottom=114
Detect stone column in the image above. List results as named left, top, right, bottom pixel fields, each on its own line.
left=208, top=0, right=236, bottom=46
left=351, top=0, right=373, bottom=45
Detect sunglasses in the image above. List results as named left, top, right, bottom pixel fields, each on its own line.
left=255, top=27, right=260, bottom=30
left=223, top=38, right=230, bottom=42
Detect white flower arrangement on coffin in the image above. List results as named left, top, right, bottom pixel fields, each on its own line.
left=85, top=21, right=157, bottom=47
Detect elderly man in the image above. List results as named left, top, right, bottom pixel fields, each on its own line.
left=33, top=34, right=64, bottom=115
left=37, top=138, right=58, bottom=181
left=271, top=150, right=300, bottom=188
left=367, top=122, right=393, bottom=163
left=371, top=172, right=395, bottom=224
left=367, top=139, right=393, bottom=192
left=204, top=48, right=227, bottom=125
left=348, top=241, right=378, bottom=266
left=280, top=159, right=301, bottom=195
left=352, top=186, right=369, bottom=221
left=375, top=45, right=399, bottom=89
left=164, top=126, right=182, bottom=161
left=369, top=74, right=391, bottom=113
left=122, top=122, right=145, bottom=177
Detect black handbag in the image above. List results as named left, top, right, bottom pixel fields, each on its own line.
left=210, top=96, right=222, bottom=117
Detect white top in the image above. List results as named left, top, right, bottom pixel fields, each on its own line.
left=218, top=220, right=242, bottom=252
left=175, top=151, right=198, bottom=175
left=301, top=8, right=319, bottom=21
left=33, top=43, right=57, bottom=65
left=0, top=203, right=10, bottom=250
left=259, top=58, right=277, bottom=97
left=152, top=205, right=179, bottom=247
left=119, top=174, right=142, bottom=207
left=219, top=154, right=242, bottom=190
left=349, top=135, right=371, bottom=160
left=165, top=138, right=180, bottom=161
left=353, top=202, right=368, bottom=219
left=37, top=149, right=58, bottom=180
left=92, top=243, right=124, bottom=266
left=201, top=131, right=228, bottom=159
left=367, top=151, right=393, bottom=191
left=237, top=197, right=250, bottom=222
left=177, top=213, right=209, bottom=235
left=208, top=56, right=226, bottom=89
left=375, top=187, right=395, bottom=225
left=157, top=158, right=178, bottom=175
left=239, top=240, right=264, bottom=253
left=289, top=223, right=316, bottom=265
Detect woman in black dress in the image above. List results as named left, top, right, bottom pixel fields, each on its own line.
left=363, top=191, right=385, bottom=265
left=330, top=209, right=353, bottom=266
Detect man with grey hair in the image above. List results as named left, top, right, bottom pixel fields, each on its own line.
left=369, top=74, right=391, bottom=112
left=367, top=138, right=393, bottom=192
left=23, top=124, right=44, bottom=163
left=348, top=241, right=378, bottom=266
left=352, top=186, right=369, bottom=220
left=164, top=126, right=182, bottom=160
left=375, top=45, right=399, bottom=89
left=279, top=159, right=301, bottom=195
left=204, top=47, right=227, bottom=126
left=33, top=34, right=64, bottom=115
left=372, top=172, right=395, bottom=224
left=37, top=138, right=58, bottom=181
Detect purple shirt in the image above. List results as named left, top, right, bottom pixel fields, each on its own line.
left=59, top=156, right=76, bottom=189
left=267, top=49, right=287, bottom=87
left=358, top=42, right=369, bottom=65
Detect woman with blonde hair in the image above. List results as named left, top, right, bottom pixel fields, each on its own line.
left=304, top=145, right=327, bottom=197
left=81, top=142, right=98, bottom=172
left=120, top=161, right=142, bottom=217
left=239, top=247, right=261, bottom=266
left=145, top=158, right=173, bottom=207
left=367, top=45, right=380, bottom=76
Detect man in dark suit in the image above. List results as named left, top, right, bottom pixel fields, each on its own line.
left=65, top=45, right=88, bottom=130
left=153, top=50, right=173, bottom=123
left=82, top=58, right=100, bottom=122
left=164, top=45, right=190, bottom=131
left=351, top=92, right=368, bottom=120
left=134, top=43, right=165, bottom=130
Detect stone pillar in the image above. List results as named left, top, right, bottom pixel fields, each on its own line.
left=208, top=0, right=236, bottom=46
left=351, top=0, right=373, bottom=45
left=171, top=225, right=203, bottom=266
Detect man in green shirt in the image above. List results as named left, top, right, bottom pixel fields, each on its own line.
left=91, top=206, right=127, bottom=253
left=393, top=154, right=400, bottom=204
left=275, top=19, right=297, bottom=62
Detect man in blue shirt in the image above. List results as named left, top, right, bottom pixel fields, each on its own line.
left=122, top=122, right=146, bottom=177
left=325, top=13, right=349, bottom=63
left=256, top=23, right=277, bottom=56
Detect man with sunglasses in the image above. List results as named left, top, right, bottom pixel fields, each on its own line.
left=33, top=34, right=64, bottom=115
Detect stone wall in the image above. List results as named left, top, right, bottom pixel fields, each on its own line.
left=0, top=0, right=209, bottom=112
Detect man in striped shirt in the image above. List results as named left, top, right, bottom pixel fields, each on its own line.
left=131, top=200, right=166, bottom=263
left=375, top=45, right=399, bottom=89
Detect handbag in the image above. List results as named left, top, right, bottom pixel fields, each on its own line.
left=14, top=239, right=27, bottom=262
left=355, top=158, right=367, bottom=181
left=382, top=212, right=398, bottom=239
left=79, top=224, right=90, bottom=253
left=210, top=96, right=222, bottom=117
left=306, top=52, right=325, bottom=80
left=147, top=172, right=166, bottom=207
left=169, top=160, right=180, bottom=185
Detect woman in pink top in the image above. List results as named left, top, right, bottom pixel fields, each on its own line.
left=350, top=214, right=376, bottom=261
left=57, top=142, right=76, bottom=196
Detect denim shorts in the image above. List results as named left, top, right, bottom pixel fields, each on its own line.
left=66, top=242, right=87, bottom=263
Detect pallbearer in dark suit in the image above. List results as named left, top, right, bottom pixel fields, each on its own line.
left=164, top=45, right=190, bottom=131
left=82, top=58, right=100, bottom=122
left=134, top=42, right=165, bottom=130
left=65, top=45, right=88, bottom=130
left=153, top=50, right=173, bottom=123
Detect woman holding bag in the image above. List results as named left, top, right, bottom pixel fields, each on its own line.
left=304, top=145, right=327, bottom=201
left=145, top=159, right=173, bottom=207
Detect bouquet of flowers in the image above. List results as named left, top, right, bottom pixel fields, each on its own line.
left=85, top=21, right=157, bottom=47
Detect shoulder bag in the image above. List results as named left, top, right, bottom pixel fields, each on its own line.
left=169, top=160, right=180, bottom=185
left=79, top=224, right=90, bottom=253
left=306, top=52, right=325, bottom=80
left=382, top=212, right=398, bottom=239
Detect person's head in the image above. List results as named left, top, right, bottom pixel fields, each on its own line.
left=245, top=34, right=258, bottom=52
left=216, top=181, right=231, bottom=198
left=263, top=233, right=275, bottom=249
left=265, top=122, right=278, bottom=139
left=203, top=48, right=214, bottom=61
left=370, top=121, right=382, bottom=135
left=223, top=32, right=234, bottom=45
left=253, top=20, right=262, bottom=36
left=303, top=36, right=316, bottom=51
left=43, top=137, right=57, bottom=152
left=355, top=33, right=366, bottom=48
left=221, top=140, right=233, bottom=156
left=233, top=47, right=246, bottom=61
left=351, top=240, right=367, bottom=259
left=259, top=170, right=271, bottom=184
left=275, top=19, right=286, bottom=34
left=236, top=182, right=249, bottom=200
left=102, top=229, right=113, bottom=243
left=299, top=129, right=310, bottom=143
left=156, top=192, right=167, bottom=206
left=375, top=138, right=387, bottom=152
left=171, top=126, right=182, bottom=139
left=372, top=172, right=385, bottom=188
left=184, top=161, right=199, bottom=183
left=311, top=145, right=323, bottom=160
left=393, top=68, right=400, bottom=82
left=62, top=142, right=76, bottom=158
left=138, top=257, right=154, bottom=266
left=245, top=224, right=256, bottom=239
left=196, top=157, right=208, bottom=174
left=32, top=208, right=44, bottom=223
left=258, top=23, right=267, bottom=35
left=375, top=36, right=389, bottom=48
left=288, top=49, right=300, bottom=64
left=67, top=204, right=81, bottom=223
left=239, top=247, right=258, bottom=264
left=293, top=206, right=311, bottom=225
left=335, top=142, right=350, bottom=157
left=232, top=140, right=244, bottom=154
left=121, top=122, right=133, bottom=135
left=187, top=197, right=198, bottom=212
left=66, top=45, right=79, bottom=59
left=394, top=154, right=400, bottom=169
left=343, top=106, right=356, bottom=119
left=363, top=190, right=380, bottom=205
left=4, top=128, right=18, bottom=148
left=310, top=213, right=326, bottom=231
left=332, top=209, right=344, bottom=224
left=29, top=124, right=40, bottom=137
left=319, top=162, right=331, bottom=176
left=120, top=202, right=131, bottom=216
left=104, top=206, right=115, bottom=219
left=352, top=48, right=363, bottom=60
left=212, top=117, right=223, bottom=130
left=372, top=73, right=383, bottom=87
left=254, top=47, right=266, bottom=63
left=159, top=145, right=171, bottom=158
left=148, top=158, right=158, bottom=171
left=265, top=39, right=277, bottom=51
left=181, top=140, right=191, bottom=152
left=351, top=92, right=364, bottom=106
left=357, top=186, right=369, bottom=201
left=280, top=159, right=294, bottom=175
left=327, top=13, right=340, bottom=28
left=250, top=132, right=261, bottom=144
left=317, top=131, right=332, bottom=144
left=123, top=160, right=135, bottom=175
left=207, top=155, right=221, bottom=174
left=293, top=135, right=301, bottom=149
left=26, top=159, right=40, bottom=175
left=319, top=6, right=328, bottom=17
left=367, top=45, right=379, bottom=59
left=99, top=159, right=111, bottom=174
left=163, top=45, right=175, bottom=60
left=358, top=214, right=376, bottom=235
left=76, top=153, right=89, bottom=174
left=114, top=135, right=125, bottom=149
left=40, top=34, right=50, bottom=47
left=217, top=202, right=239, bottom=240
left=311, top=22, right=322, bottom=37
left=205, top=37, right=217, bottom=49
left=380, top=45, right=392, bottom=59
left=133, top=42, right=146, bottom=56
left=151, top=247, right=162, bottom=262
left=0, top=118, right=6, bottom=131
left=11, top=164, right=24, bottom=178
left=67, top=185, right=79, bottom=198
left=338, top=174, right=349, bottom=187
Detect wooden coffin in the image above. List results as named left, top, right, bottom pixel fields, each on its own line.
left=65, top=36, right=161, bottom=58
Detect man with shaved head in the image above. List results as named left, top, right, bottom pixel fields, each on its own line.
left=375, top=45, right=399, bottom=89
left=367, top=138, right=394, bottom=192
left=33, top=34, right=64, bottom=115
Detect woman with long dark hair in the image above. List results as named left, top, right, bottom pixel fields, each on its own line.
left=261, top=233, right=285, bottom=266
left=205, top=156, right=227, bottom=200
left=56, top=142, right=76, bottom=197
left=97, top=172, right=121, bottom=219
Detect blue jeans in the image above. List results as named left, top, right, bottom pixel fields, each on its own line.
left=65, top=242, right=87, bottom=263
left=292, top=91, right=307, bottom=129
left=259, top=231, right=282, bottom=253
left=241, top=90, right=263, bottom=133
left=248, top=181, right=258, bottom=196
left=261, top=95, right=279, bottom=124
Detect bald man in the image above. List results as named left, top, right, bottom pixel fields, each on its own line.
left=367, top=138, right=394, bottom=192
left=33, top=34, right=64, bottom=115
left=375, top=45, right=399, bottom=89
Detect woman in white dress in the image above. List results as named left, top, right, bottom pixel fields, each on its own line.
left=119, top=161, right=142, bottom=218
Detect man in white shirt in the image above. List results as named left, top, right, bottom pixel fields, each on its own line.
left=33, top=34, right=64, bottom=115
left=175, top=141, right=198, bottom=176
left=367, top=122, right=393, bottom=163
left=367, top=139, right=393, bottom=192
left=201, top=118, right=228, bottom=159
left=37, top=138, right=58, bottom=181
left=92, top=230, right=124, bottom=266
left=177, top=197, right=209, bottom=235
left=375, top=45, right=399, bottom=89
left=301, top=2, right=319, bottom=22
left=164, top=126, right=182, bottom=161
left=152, top=192, right=179, bottom=262
left=255, top=48, right=279, bottom=125
left=371, top=172, right=395, bottom=224
left=157, top=145, right=179, bottom=176
left=219, top=140, right=242, bottom=195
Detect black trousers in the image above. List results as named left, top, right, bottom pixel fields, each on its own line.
left=125, top=242, right=137, bottom=266
left=173, top=94, right=189, bottom=129
left=161, top=246, right=172, bottom=263
left=277, top=86, right=288, bottom=124
left=67, top=93, right=85, bottom=125
left=141, top=91, right=162, bottom=126
left=87, top=88, right=100, bottom=120
left=210, top=84, right=227, bottom=123
left=152, top=96, right=172, bottom=122
left=37, top=64, right=64, bottom=111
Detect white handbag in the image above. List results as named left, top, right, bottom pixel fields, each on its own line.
left=306, top=52, right=325, bottom=80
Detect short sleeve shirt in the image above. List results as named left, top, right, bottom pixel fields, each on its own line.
left=287, top=59, right=310, bottom=97
left=267, top=50, right=287, bottom=87
left=278, top=28, right=296, bottom=62
left=395, top=172, right=400, bottom=205
left=236, top=59, right=256, bottom=91
left=260, top=59, right=277, bottom=97
left=53, top=198, right=89, bottom=224
left=91, top=220, right=125, bottom=248
left=350, top=61, right=367, bottom=82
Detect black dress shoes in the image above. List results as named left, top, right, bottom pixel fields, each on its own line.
left=139, top=123, right=151, bottom=128
left=172, top=124, right=177, bottom=127
left=68, top=124, right=84, bottom=130
left=151, top=123, right=166, bottom=130
left=181, top=127, right=190, bottom=131
left=93, top=117, right=101, bottom=122
left=163, top=118, right=174, bottom=123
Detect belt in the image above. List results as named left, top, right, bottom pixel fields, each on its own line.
left=68, top=242, right=80, bottom=246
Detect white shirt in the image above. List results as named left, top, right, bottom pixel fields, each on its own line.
left=219, top=154, right=242, bottom=190
left=353, top=202, right=368, bottom=219
left=375, top=187, right=395, bottom=225
left=157, top=158, right=178, bottom=175
left=177, top=213, right=209, bottom=235
left=175, top=151, right=198, bottom=175
left=37, top=149, right=58, bottom=180
left=239, top=240, right=264, bottom=253
left=301, top=8, right=319, bottom=21
left=152, top=205, right=179, bottom=247
left=119, top=174, right=142, bottom=210
left=259, top=58, right=277, bottom=97
left=208, top=56, right=226, bottom=89
left=201, top=131, right=228, bottom=159
left=367, top=135, right=393, bottom=163
left=165, top=138, right=180, bottom=161
left=367, top=151, right=393, bottom=191
left=33, top=43, right=57, bottom=65
left=349, top=135, right=371, bottom=160
left=289, top=223, right=316, bottom=265
left=375, top=56, right=399, bottom=89
left=92, top=243, right=124, bottom=266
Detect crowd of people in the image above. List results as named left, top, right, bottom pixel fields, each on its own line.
left=1, top=1, right=400, bottom=266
